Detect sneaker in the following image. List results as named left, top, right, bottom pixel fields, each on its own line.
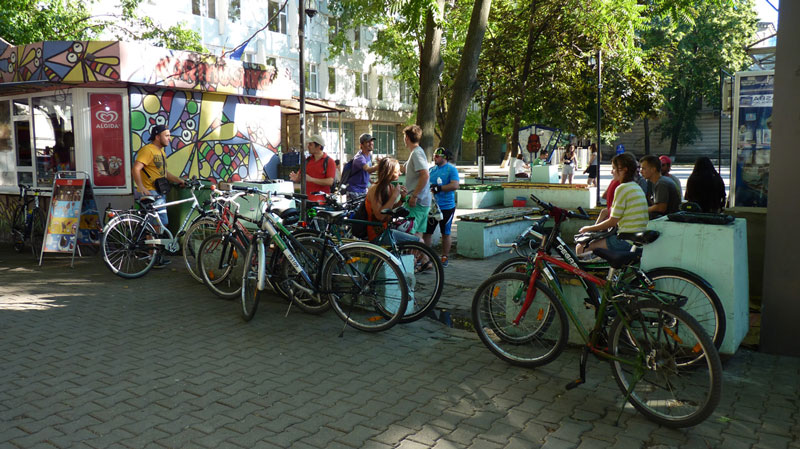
left=153, top=256, right=171, bottom=269
left=441, top=256, right=449, bottom=267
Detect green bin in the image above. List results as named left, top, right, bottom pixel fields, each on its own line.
left=166, top=180, right=214, bottom=234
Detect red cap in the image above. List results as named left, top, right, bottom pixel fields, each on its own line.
left=659, top=155, right=671, bottom=166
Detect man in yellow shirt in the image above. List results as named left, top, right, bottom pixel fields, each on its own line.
left=132, top=124, right=186, bottom=267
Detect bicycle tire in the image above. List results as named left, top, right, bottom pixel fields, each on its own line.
left=622, top=268, right=726, bottom=349
left=182, top=217, right=225, bottom=283
left=471, top=272, right=568, bottom=367
left=492, top=256, right=529, bottom=275
left=199, top=233, right=247, bottom=300
left=240, top=239, right=261, bottom=321
left=11, top=206, right=25, bottom=252
left=101, top=215, right=158, bottom=279
left=324, top=244, right=409, bottom=332
left=279, top=236, right=330, bottom=314
left=393, top=241, right=444, bottom=323
left=29, top=209, right=45, bottom=256
left=609, top=300, right=722, bottom=428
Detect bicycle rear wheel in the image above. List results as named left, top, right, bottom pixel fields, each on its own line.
left=182, top=217, right=225, bottom=283
left=393, top=241, right=443, bottom=323
left=101, top=215, right=158, bottom=279
left=641, top=268, right=726, bottom=349
left=240, top=240, right=262, bottom=321
left=199, top=234, right=247, bottom=299
left=609, top=300, right=722, bottom=428
left=471, top=272, right=568, bottom=367
left=324, top=244, right=408, bottom=332
left=281, top=237, right=329, bottom=314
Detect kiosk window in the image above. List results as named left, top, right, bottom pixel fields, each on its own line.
left=32, top=94, right=74, bottom=186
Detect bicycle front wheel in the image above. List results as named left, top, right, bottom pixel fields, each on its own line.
left=199, top=234, right=247, bottom=300
left=642, top=268, right=726, bottom=349
left=101, top=215, right=158, bottom=279
left=471, top=272, right=568, bottom=367
left=393, top=241, right=443, bottom=323
left=240, top=239, right=262, bottom=322
left=609, top=300, right=723, bottom=428
left=182, top=217, right=225, bottom=283
left=324, top=244, right=409, bottom=332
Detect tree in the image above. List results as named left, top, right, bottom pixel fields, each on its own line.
left=649, top=0, right=757, bottom=156
left=0, top=0, right=204, bottom=51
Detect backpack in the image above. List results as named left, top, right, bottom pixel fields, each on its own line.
left=350, top=199, right=369, bottom=239
left=339, top=160, right=354, bottom=189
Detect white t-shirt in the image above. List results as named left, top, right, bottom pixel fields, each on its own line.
left=404, top=146, right=431, bottom=206
left=514, top=159, right=527, bottom=175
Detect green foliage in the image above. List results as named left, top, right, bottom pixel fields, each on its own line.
left=0, top=0, right=204, bottom=52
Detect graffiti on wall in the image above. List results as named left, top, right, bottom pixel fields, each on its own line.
left=129, top=86, right=281, bottom=182
left=0, top=41, right=120, bottom=84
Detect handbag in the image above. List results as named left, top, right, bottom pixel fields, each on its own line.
left=154, top=177, right=171, bottom=195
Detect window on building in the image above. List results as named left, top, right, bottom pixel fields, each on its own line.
left=328, top=17, right=338, bottom=42
left=399, top=81, right=415, bottom=104
left=268, top=0, right=287, bottom=34
left=192, top=0, right=216, bottom=18
left=305, top=63, right=318, bottom=95
left=354, top=72, right=362, bottom=98
left=354, top=27, right=360, bottom=50
left=377, top=77, right=384, bottom=101
left=328, top=67, right=336, bottom=94
left=228, top=0, right=240, bottom=22
left=361, top=73, right=369, bottom=99
left=322, top=120, right=355, bottom=157
left=372, top=124, right=396, bottom=156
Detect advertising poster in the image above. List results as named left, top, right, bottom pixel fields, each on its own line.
left=43, top=178, right=85, bottom=253
left=90, top=93, right=126, bottom=187
left=78, top=184, right=101, bottom=246
left=733, top=72, right=773, bottom=207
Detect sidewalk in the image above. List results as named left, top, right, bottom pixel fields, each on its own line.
left=1, top=248, right=798, bottom=448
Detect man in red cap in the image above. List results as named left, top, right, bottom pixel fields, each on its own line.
left=659, top=155, right=682, bottom=199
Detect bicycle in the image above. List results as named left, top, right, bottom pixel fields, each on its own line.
left=292, top=192, right=444, bottom=324
left=472, top=199, right=723, bottom=428
left=11, top=184, right=47, bottom=258
left=239, top=189, right=410, bottom=333
left=492, top=194, right=726, bottom=349
left=101, top=178, right=213, bottom=279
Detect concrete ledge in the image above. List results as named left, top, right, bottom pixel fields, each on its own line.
left=456, top=188, right=504, bottom=209
left=502, top=183, right=597, bottom=210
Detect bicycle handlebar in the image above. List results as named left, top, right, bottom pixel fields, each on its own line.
left=529, top=194, right=590, bottom=220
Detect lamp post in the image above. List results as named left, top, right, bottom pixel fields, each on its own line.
left=298, top=0, right=317, bottom=218
left=589, top=50, right=602, bottom=205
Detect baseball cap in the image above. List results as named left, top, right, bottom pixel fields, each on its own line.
left=308, top=134, right=326, bottom=147
left=659, top=155, right=672, bottom=166
left=150, top=124, right=168, bottom=141
left=359, top=133, right=376, bottom=144
left=434, top=147, right=446, bottom=157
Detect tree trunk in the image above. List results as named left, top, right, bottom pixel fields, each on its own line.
left=438, top=0, right=492, bottom=162
left=643, top=117, right=651, bottom=155
left=417, top=0, right=446, bottom=157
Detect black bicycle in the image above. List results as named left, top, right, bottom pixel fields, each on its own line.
left=12, top=184, right=47, bottom=258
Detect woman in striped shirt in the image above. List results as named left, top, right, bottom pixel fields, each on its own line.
left=577, top=153, right=649, bottom=254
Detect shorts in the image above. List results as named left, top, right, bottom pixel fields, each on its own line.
left=374, top=229, right=419, bottom=246
left=585, top=165, right=598, bottom=178
left=406, top=204, right=430, bottom=235
left=136, top=191, right=168, bottom=228
left=562, top=164, right=574, bottom=175
left=425, top=207, right=456, bottom=236
left=605, top=234, right=632, bottom=252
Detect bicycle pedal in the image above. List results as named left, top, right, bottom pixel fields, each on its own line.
left=565, top=378, right=585, bottom=390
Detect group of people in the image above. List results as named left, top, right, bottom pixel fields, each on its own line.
left=512, top=143, right=599, bottom=187
left=577, top=152, right=726, bottom=255
left=287, top=124, right=459, bottom=268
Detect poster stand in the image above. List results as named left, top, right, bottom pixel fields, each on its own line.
left=39, top=171, right=101, bottom=267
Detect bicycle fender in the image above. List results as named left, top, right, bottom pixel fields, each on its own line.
left=338, top=241, right=403, bottom=268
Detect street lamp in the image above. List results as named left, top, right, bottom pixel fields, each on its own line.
left=298, top=0, right=318, bottom=218
left=588, top=50, right=602, bottom=206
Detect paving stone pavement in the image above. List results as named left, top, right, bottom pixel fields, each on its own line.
left=1, top=248, right=799, bottom=449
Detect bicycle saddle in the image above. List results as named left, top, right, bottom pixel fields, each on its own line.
left=138, top=196, right=156, bottom=207
left=381, top=206, right=410, bottom=218
left=592, top=248, right=638, bottom=269
left=617, top=230, right=660, bottom=246
left=316, top=210, right=345, bottom=223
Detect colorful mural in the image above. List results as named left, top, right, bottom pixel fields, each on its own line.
left=129, top=87, right=282, bottom=182
left=0, top=41, right=120, bottom=84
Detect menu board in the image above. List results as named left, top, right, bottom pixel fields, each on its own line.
left=43, top=177, right=86, bottom=254
left=732, top=71, right=773, bottom=207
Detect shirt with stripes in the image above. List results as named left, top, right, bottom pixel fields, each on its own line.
left=610, top=181, right=649, bottom=233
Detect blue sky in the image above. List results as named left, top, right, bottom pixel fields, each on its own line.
left=756, top=0, right=779, bottom=27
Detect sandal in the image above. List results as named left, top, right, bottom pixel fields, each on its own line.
left=415, top=260, right=433, bottom=273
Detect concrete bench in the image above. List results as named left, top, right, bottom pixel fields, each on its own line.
left=457, top=208, right=539, bottom=259
left=456, top=186, right=504, bottom=209
left=502, top=182, right=598, bottom=210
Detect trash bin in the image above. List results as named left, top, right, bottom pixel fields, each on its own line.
left=166, top=180, right=215, bottom=234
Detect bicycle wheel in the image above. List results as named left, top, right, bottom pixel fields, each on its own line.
left=471, top=272, right=568, bottom=367
left=182, top=217, right=225, bottom=283
left=240, top=240, right=261, bottom=321
left=324, top=244, right=409, bottom=332
left=11, top=206, right=26, bottom=252
left=492, top=256, right=529, bottom=275
left=279, top=236, right=329, bottom=314
left=392, top=241, right=443, bottom=323
left=101, top=215, right=158, bottom=279
left=641, top=268, right=726, bottom=349
left=609, top=300, right=722, bottom=428
left=199, top=233, right=247, bottom=300
left=29, top=209, right=45, bottom=256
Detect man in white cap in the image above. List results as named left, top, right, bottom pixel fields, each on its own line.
left=290, top=134, right=336, bottom=203
left=345, top=133, right=380, bottom=201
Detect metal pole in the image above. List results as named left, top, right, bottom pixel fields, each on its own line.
left=596, top=49, right=602, bottom=205
left=719, top=70, right=723, bottom=174
left=298, top=0, right=307, bottom=218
